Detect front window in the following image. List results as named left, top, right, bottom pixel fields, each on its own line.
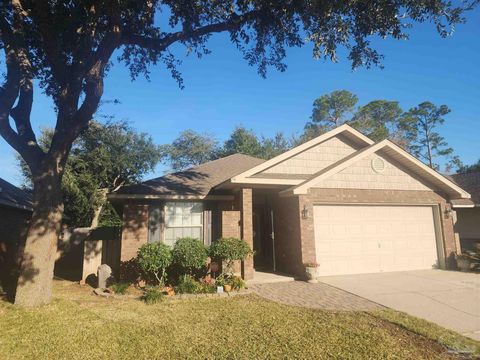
left=149, top=202, right=203, bottom=246
left=165, top=202, right=203, bottom=246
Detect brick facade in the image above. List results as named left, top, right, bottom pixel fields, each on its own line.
left=299, top=188, right=458, bottom=270
left=117, top=187, right=458, bottom=279
left=240, top=188, right=254, bottom=280
left=218, top=201, right=240, bottom=238
left=120, top=201, right=149, bottom=261
left=118, top=197, right=255, bottom=279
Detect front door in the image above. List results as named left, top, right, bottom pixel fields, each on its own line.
left=253, top=206, right=274, bottom=271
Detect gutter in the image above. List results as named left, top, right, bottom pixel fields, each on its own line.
left=107, top=194, right=235, bottom=201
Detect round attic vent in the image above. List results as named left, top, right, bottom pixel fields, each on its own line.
left=371, top=157, right=385, bottom=173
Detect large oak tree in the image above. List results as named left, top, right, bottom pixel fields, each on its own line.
left=0, top=0, right=476, bottom=306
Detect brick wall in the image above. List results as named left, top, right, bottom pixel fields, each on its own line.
left=120, top=201, right=149, bottom=261
left=219, top=200, right=241, bottom=238
left=300, top=188, right=457, bottom=270
left=240, top=188, right=254, bottom=280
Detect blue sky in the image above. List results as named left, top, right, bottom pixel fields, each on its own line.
left=1, top=8, right=479, bottom=186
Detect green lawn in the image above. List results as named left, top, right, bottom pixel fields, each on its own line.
left=0, top=280, right=478, bottom=360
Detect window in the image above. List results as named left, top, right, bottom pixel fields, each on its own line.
left=148, top=207, right=162, bottom=243
left=148, top=202, right=202, bottom=246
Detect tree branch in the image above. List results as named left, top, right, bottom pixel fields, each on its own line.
left=49, top=23, right=122, bottom=166
left=0, top=4, right=45, bottom=170
left=123, top=10, right=259, bottom=51
left=0, top=46, right=40, bottom=167
left=28, top=1, right=66, bottom=84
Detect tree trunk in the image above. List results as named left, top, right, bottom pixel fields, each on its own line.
left=90, top=188, right=108, bottom=229
left=14, top=171, right=64, bottom=307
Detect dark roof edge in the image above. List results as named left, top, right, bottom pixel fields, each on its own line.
left=0, top=199, right=33, bottom=212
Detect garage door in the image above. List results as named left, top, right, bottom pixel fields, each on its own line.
left=314, top=205, right=440, bottom=276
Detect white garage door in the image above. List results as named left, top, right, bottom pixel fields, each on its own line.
left=314, top=205, right=440, bottom=276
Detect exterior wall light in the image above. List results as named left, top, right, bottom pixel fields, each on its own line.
left=444, top=207, right=452, bottom=219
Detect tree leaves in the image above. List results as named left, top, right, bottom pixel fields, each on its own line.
left=399, top=101, right=453, bottom=169
left=18, top=120, right=161, bottom=227
left=160, top=126, right=294, bottom=171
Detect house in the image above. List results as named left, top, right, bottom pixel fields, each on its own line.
left=0, top=177, right=32, bottom=247
left=450, top=171, right=480, bottom=251
left=0, top=178, right=32, bottom=295
left=108, top=125, right=471, bottom=280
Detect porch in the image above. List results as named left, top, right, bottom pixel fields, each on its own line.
left=247, top=270, right=295, bottom=285
left=225, top=187, right=304, bottom=281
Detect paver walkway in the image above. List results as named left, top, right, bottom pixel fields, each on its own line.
left=250, top=280, right=382, bottom=311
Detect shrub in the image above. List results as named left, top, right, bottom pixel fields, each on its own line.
left=227, top=276, right=246, bottom=291
left=172, top=237, right=208, bottom=275
left=142, top=287, right=164, bottom=304
left=175, top=275, right=202, bottom=294
left=110, top=283, right=130, bottom=295
left=137, top=243, right=172, bottom=285
left=209, top=237, right=253, bottom=275
left=199, top=283, right=216, bottom=294
left=119, top=258, right=141, bottom=283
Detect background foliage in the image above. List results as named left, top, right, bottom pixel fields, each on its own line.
left=19, top=120, right=160, bottom=227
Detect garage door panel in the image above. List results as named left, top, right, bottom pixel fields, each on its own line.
left=314, top=205, right=439, bottom=276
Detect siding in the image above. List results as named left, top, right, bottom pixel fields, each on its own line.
left=314, top=151, right=432, bottom=191
left=261, top=135, right=360, bottom=175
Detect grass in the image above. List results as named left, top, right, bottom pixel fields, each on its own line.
left=0, top=280, right=478, bottom=360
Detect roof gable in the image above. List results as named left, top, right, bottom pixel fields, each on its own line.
left=259, top=134, right=361, bottom=177
left=230, top=124, right=374, bottom=185
left=306, top=151, right=432, bottom=192
left=282, top=140, right=471, bottom=199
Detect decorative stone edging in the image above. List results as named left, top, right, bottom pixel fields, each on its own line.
left=93, top=287, right=253, bottom=300
left=165, top=289, right=253, bottom=300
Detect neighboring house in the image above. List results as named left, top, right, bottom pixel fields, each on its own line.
left=0, top=177, right=32, bottom=245
left=0, top=177, right=32, bottom=296
left=450, top=171, right=480, bottom=251
left=109, top=125, right=471, bottom=280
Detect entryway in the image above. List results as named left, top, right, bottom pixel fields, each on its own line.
left=252, top=191, right=276, bottom=272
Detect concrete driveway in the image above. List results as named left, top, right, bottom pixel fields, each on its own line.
left=320, top=270, right=480, bottom=340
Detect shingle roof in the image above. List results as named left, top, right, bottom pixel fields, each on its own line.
left=450, top=171, right=480, bottom=205
left=115, top=154, right=265, bottom=197
left=0, top=177, right=33, bottom=211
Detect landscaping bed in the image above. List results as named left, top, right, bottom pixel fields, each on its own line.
left=100, top=237, right=252, bottom=304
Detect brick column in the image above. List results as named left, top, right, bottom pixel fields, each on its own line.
left=240, top=188, right=254, bottom=280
